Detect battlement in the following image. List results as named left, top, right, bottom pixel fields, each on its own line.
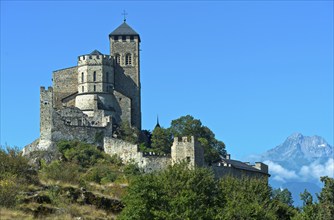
left=78, top=54, right=113, bottom=66
left=143, top=152, right=171, bottom=157
left=173, top=136, right=196, bottom=144
left=40, top=86, right=53, bottom=92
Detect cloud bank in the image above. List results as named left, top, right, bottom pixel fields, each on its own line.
left=264, top=158, right=334, bottom=185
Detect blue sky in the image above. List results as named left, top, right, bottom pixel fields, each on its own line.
left=1, top=1, right=333, bottom=160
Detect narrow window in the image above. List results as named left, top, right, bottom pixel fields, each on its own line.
left=125, top=54, right=132, bottom=65
left=122, top=36, right=126, bottom=41
left=94, top=85, right=96, bottom=92
left=82, top=86, right=84, bottom=92
left=93, top=71, right=96, bottom=82
left=130, top=36, right=134, bottom=41
left=114, top=36, right=118, bottom=41
left=81, top=72, right=84, bottom=83
left=115, top=54, right=120, bottom=64
left=186, top=157, right=191, bottom=163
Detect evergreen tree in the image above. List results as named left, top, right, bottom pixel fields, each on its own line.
left=151, top=126, right=172, bottom=154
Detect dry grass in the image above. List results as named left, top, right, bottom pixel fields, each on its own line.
left=0, top=208, right=34, bottom=220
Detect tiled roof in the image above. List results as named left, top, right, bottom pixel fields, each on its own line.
left=90, top=50, right=103, bottom=55
left=109, top=22, right=139, bottom=36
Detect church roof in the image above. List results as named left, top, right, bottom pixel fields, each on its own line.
left=90, top=50, right=103, bottom=55
left=109, top=22, right=140, bottom=41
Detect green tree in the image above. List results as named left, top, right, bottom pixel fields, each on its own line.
left=218, top=176, right=277, bottom=219
left=119, top=163, right=221, bottom=220
left=170, top=115, right=226, bottom=164
left=151, top=126, right=172, bottom=154
left=114, top=121, right=140, bottom=144
left=272, top=188, right=294, bottom=207
left=317, top=176, right=334, bottom=219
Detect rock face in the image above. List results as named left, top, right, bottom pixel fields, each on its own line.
left=260, top=133, right=333, bottom=169
left=256, top=133, right=333, bottom=206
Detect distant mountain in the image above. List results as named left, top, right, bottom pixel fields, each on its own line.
left=253, top=133, right=333, bottom=206
left=260, top=133, right=333, bottom=170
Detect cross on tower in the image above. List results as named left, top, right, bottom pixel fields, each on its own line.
left=122, top=10, right=128, bottom=22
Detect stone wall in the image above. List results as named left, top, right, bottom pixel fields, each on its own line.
left=171, top=136, right=204, bottom=168
left=53, top=67, right=78, bottom=109
left=39, top=87, right=53, bottom=150
left=110, top=37, right=141, bottom=130
left=104, top=137, right=171, bottom=172
left=212, top=165, right=269, bottom=179
left=50, top=107, right=113, bottom=146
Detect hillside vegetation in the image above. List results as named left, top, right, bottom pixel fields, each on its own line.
left=1, top=115, right=333, bottom=219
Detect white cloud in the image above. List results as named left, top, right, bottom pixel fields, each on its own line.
left=264, top=158, right=334, bottom=185
left=264, top=160, right=299, bottom=182
left=299, top=158, right=334, bottom=181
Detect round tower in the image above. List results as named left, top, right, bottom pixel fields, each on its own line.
left=75, top=50, right=116, bottom=118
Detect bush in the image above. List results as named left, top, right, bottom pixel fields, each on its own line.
left=57, top=141, right=104, bottom=168
left=39, top=160, right=81, bottom=184
left=83, top=164, right=118, bottom=184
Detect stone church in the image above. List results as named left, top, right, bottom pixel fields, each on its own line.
left=24, top=20, right=269, bottom=178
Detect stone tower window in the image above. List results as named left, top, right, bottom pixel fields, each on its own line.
left=114, top=36, right=118, bottom=41
left=81, top=72, right=84, bottom=83
left=115, top=54, right=120, bottom=64
left=94, top=85, right=96, bottom=92
left=125, top=53, right=132, bottom=65
left=93, top=71, right=96, bottom=82
left=130, top=36, right=134, bottom=42
left=82, top=86, right=84, bottom=93
left=106, top=72, right=109, bottom=82
left=122, top=36, right=126, bottom=42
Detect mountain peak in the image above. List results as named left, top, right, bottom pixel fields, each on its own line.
left=262, top=133, right=333, bottom=163
left=288, top=132, right=304, bottom=139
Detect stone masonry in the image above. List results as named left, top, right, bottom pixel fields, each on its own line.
left=23, top=20, right=269, bottom=179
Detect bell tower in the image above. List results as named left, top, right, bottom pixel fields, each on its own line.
left=109, top=21, right=141, bottom=129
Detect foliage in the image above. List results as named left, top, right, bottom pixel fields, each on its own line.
left=114, top=121, right=140, bottom=144
left=218, top=176, right=277, bottom=219
left=119, top=163, right=220, bottom=220
left=293, top=176, right=334, bottom=220
left=83, top=164, right=118, bottom=184
left=39, top=160, right=81, bottom=184
left=0, top=146, right=37, bottom=208
left=57, top=140, right=105, bottom=168
left=151, top=126, right=173, bottom=154
left=317, top=176, right=334, bottom=219
left=170, top=115, right=226, bottom=164
left=272, top=188, right=294, bottom=207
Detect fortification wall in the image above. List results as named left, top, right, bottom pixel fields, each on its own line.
left=171, top=136, right=204, bottom=167
left=51, top=107, right=113, bottom=146
left=113, top=90, right=131, bottom=125
left=53, top=67, right=78, bottom=109
left=104, top=137, right=171, bottom=172
left=40, top=87, right=53, bottom=149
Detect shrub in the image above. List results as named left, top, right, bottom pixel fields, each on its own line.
left=83, top=164, right=118, bottom=184
left=39, top=160, right=81, bottom=184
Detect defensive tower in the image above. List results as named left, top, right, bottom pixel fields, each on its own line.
left=75, top=50, right=116, bottom=119
left=109, top=21, right=141, bottom=129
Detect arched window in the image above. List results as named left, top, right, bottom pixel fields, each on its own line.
left=115, top=54, right=120, bottom=64
left=81, top=72, right=84, bottom=83
left=125, top=53, right=132, bottom=65
left=93, top=71, right=96, bottom=82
